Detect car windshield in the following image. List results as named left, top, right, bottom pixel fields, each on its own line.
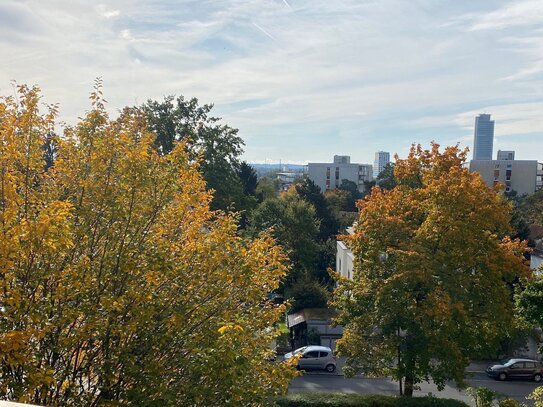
left=503, top=360, right=517, bottom=367
left=293, top=347, right=307, bottom=355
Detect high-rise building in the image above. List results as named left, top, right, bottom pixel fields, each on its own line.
left=473, top=114, right=494, bottom=160
left=373, top=151, right=390, bottom=178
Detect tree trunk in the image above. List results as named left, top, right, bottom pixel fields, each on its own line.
left=404, top=376, right=414, bottom=397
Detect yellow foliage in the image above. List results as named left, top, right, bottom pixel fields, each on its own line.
left=0, top=85, right=295, bottom=405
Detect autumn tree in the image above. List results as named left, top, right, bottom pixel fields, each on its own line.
left=0, top=84, right=296, bottom=406
left=332, top=143, right=531, bottom=396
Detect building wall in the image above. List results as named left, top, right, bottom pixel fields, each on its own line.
left=308, top=157, right=373, bottom=193
left=532, top=255, right=543, bottom=276
left=469, top=159, right=538, bottom=195
left=336, top=240, right=354, bottom=280
left=473, top=114, right=494, bottom=160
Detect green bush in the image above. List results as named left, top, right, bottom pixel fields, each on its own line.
left=275, top=393, right=469, bottom=406
left=498, top=399, right=519, bottom=407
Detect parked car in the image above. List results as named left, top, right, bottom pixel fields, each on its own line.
left=283, top=345, right=337, bottom=372
left=486, top=358, right=543, bottom=382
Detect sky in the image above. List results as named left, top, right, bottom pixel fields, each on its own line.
left=1, top=0, right=542, bottom=164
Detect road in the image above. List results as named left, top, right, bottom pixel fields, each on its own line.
left=289, top=371, right=541, bottom=406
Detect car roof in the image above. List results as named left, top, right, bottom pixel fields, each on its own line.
left=507, top=358, right=540, bottom=363
left=303, top=346, right=332, bottom=352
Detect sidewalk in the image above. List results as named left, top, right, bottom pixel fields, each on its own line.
left=466, top=360, right=494, bottom=374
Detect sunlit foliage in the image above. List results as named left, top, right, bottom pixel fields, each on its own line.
left=333, top=143, right=531, bottom=396
left=0, top=84, right=295, bottom=406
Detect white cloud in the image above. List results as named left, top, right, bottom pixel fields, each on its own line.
left=120, top=29, right=134, bottom=41
left=468, top=0, right=543, bottom=31
left=97, top=5, right=120, bottom=19
left=0, top=0, right=542, bottom=163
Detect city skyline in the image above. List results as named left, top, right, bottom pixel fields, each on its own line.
left=1, top=0, right=542, bottom=164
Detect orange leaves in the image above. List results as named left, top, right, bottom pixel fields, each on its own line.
left=334, top=143, right=531, bottom=391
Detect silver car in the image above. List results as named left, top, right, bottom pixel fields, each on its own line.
left=284, top=345, right=337, bottom=372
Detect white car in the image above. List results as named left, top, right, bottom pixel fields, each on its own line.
left=284, top=345, right=337, bottom=372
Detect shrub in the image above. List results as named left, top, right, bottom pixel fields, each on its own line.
left=275, top=393, right=469, bottom=406
left=498, top=399, right=519, bottom=407
left=466, top=386, right=503, bottom=407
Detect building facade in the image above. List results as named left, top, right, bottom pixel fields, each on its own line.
left=373, top=151, right=390, bottom=178
left=497, top=150, right=515, bottom=161
left=307, top=155, right=373, bottom=193
left=469, top=159, right=542, bottom=195
left=473, top=114, right=495, bottom=160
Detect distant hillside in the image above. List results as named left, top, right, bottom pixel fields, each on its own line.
left=250, top=163, right=306, bottom=172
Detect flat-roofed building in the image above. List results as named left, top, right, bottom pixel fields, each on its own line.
left=469, top=159, right=542, bottom=195
left=308, top=155, right=373, bottom=193
left=473, top=114, right=494, bottom=160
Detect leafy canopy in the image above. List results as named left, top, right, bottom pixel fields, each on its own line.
left=333, top=143, right=531, bottom=396
left=141, top=95, right=246, bottom=211
left=0, top=84, right=296, bottom=406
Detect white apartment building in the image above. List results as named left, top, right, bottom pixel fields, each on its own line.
left=307, top=155, right=373, bottom=193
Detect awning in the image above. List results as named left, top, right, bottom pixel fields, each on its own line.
left=287, top=310, right=306, bottom=328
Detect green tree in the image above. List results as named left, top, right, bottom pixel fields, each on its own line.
left=376, top=162, right=397, bottom=190
left=249, top=196, right=320, bottom=286
left=286, top=277, right=330, bottom=313
left=256, top=176, right=279, bottom=202
left=295, top=179, right=339, bottom=241
left=332, top=143, right=531, bottom=396
left=141, top=95, right=245, bottom=211
left=516, top=277, right=543, bottom=354
left=237, top=161, right=258, bottom=197
left=518, top=188, right=543, bottom=226
left=0, top=85, right=296, bottom=405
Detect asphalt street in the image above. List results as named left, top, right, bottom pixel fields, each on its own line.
left=289, top=371, right=541, bottom=406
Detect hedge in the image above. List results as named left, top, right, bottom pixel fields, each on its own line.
left=275, top=393, right=469, bottom=407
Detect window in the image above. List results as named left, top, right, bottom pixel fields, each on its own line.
left=495, top=163, right=500, bottom=169
left=305, top=351, right=319, bottom=358
left=510, top=363, right=521, bottom=370
left=319, top=351, right=329, bottom=358
left=525, top=362, right=536, bottom=368
left=494, top=169, right=500, bottom=178
left=326, top=167, right=330, bottom=180
left=506, top=170, right=512, bottom=177
left=335, top=167, right=340, bottom=180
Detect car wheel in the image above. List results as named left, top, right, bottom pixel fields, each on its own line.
left=325, top=364, right=336, bottom=373
left=498, top=372, right=507, bottom=381
left=534, top=373, right=542, bottom=382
